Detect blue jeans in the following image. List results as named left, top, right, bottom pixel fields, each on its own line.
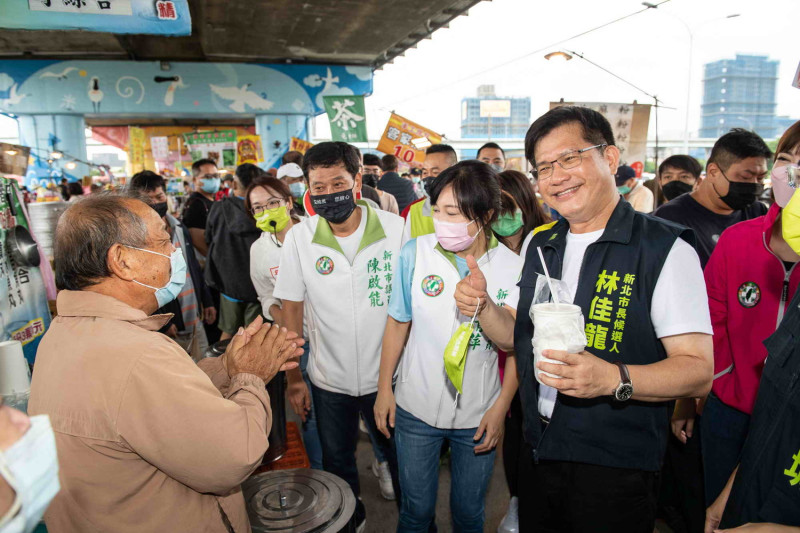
left=299, top=343, right=323, bottom=469
left=700, top=391, right=750, bottom=505
left=395, top=406, right=495, bottom=533
left=311, top=383, right=399, bottom=525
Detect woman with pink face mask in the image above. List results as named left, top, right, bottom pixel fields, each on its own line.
left=674, top=120, right=800, bottom=514
left=374, top=160, right=522, bottom=532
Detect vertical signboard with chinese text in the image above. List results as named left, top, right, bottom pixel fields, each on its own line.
left=323, top=95, right=367, bottom=143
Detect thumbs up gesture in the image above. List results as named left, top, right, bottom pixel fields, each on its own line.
left=454, top=254, right=489, bottom=318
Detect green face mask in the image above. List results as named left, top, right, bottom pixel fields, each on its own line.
left=254, top=205, right=290, bottom=233
left=617, top=185, right=632, bottom=195
left=443, top=300, right=480, bottom=394
left=492, top=210, right=524, bottom=237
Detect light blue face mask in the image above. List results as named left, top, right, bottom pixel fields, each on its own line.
left=289, top=181, right=306, bottom=198
left=125, top=246, right=188, bottom=307
left=0, top=415, right=61, bottom=533
left=200, top=177, right=220, bottom=194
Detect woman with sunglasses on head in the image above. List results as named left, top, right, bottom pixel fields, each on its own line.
left=246, top=176, right=323, bottom=470
left=374, top=160, right=522, bottom=533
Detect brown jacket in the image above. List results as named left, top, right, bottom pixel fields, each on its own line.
left=29, top=290, right=270, bottom=533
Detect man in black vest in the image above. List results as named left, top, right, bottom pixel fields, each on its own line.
left=454, top=106, right=714, bottom=532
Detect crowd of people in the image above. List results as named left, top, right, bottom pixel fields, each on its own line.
left=2, top=106, right=800, bottom=533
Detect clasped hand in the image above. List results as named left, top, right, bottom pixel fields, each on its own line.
left=222, top=316, right=303, bottom=383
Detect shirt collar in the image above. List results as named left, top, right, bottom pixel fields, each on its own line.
left=546, top=197, right=633, bottom=248
left=56, top=290, right=173, bottom=331
left=312, top=201, right=386, bottom=256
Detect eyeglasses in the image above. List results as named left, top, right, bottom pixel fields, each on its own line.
left=251, top=198, right=286, bottom=215
left=533, top=144, right=608, bottom=181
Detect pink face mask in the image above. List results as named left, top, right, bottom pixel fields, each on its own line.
left=433, top=218, right=480, bottom=252
left=771, top=165, right=799, bottom=208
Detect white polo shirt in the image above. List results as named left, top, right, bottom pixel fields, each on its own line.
left=274, top=204, right=404, bottom=396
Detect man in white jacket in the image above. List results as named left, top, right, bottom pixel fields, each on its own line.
left=274, top=142, right=404, bottom=531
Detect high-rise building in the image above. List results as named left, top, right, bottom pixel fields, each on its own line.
left=700, top=54, right=779, bottom=139
left=460, top=85, right=531, bottom=139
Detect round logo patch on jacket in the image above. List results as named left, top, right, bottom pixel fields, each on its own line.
left=316, top=256, right=334, bottom=275
left=738, top=281, right=760, bottom=308
left=421, top=275, right=444, bottom=297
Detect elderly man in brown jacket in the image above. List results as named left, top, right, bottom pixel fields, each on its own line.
left=28, top=193, right=303, bottom=533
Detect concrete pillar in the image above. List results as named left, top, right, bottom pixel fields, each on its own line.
left=17, top=114, right=89, bottom=186
left=255, top=114, right=311, bottom=169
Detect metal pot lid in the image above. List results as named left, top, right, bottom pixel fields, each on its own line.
left=243, top=469, right=356, bottom=533
left=6, top=225, right=41, bottom=268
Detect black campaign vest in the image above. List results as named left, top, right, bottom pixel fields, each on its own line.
left=514, top=199, right=693, bottom=472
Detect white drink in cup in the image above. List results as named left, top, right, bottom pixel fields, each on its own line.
left=530, top=303, right=587, bottom=385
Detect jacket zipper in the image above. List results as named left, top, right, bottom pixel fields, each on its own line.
left=761, top=232, right=796, bottom=330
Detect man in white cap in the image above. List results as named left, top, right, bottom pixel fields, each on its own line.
left=277, top=162, right=307, bottom=215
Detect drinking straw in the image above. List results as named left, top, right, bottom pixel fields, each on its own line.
left=537, top=246, right=560, bottom=305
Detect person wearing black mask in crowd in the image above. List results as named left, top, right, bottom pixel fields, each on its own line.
left=362, top=154, right=399, bottom=214
left=658, top=155, right=704, bottom=204
left=655, top=129, right=770, bottom=267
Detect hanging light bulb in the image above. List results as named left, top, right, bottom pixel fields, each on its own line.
left=50, top=151, right=64, bottom=159
left=65, top=161, right=77, bottom=170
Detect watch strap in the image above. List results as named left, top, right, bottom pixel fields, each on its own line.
left=613, top=361, right=631, bottom=384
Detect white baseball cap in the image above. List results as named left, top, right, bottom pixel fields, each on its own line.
left=277, top=163, right=304, bottom=180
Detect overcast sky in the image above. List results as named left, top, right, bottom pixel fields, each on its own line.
left=316, top=0, right=800, bottom=141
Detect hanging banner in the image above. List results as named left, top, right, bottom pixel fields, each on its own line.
left=377, top=113, right=443, bottom=164
left=323, top=95, right=367, bottom=143
left=0, top=178, right=52, bottom=364
left=183, top=130, right=238, bottom=169
left=150, top=136, right=170, bottom=161
left=128, top=126, right=146, bottom=173
left=289, top=137, right=314, bottom=155
left=0, top=0, right=191, bottom=35
left=550, top=101, right=651, bottom=166
left=236, top=135, right=264, bottom=166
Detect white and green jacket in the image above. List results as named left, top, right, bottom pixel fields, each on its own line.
left=274, top=203, right=404, bottom=396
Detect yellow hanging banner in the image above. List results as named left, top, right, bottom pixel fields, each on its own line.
left=376, top=113, right=443, bottom=164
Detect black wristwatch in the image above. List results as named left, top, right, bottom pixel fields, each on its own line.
left=612, top=361, right=633, bottom=401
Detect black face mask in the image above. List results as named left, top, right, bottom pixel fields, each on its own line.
left=714, top=169, right=763, bottom=210
left=152, top=202, right=169, bottom=218
left=311, top=188, right=357, bottom=224
left=362, top=173, right=379, bottom=188
left=662, top=181, right=693, bottom=202
left=423, top=176, right=436, bottom=196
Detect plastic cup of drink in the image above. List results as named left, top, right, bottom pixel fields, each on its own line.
left=530, top=303, right=586, bottom=385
